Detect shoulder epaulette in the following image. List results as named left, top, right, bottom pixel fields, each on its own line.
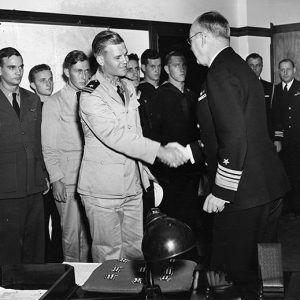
left=82, top=80, right=100, bottom=93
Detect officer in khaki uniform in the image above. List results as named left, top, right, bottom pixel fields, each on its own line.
left=78, top=30, right=188, bottom=263
left=42, top=50, right=91, bottom=262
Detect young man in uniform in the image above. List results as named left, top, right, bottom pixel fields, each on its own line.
left=42, top=50, right=91, bottom=262
left=246, top=53, right=274, bottom=138
left=29, top=63, right=63, bottom=261
left=77, top=30, right=187, bottom=263
left=0, top=47, right=47, bottom=264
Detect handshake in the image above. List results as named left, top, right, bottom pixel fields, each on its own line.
left=157, top=142, right=191, bottom=168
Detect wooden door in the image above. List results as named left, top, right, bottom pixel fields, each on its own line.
left=273, top=31, right=300, bottom=84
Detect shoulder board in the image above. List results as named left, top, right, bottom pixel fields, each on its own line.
left=82, top=80, right=100, bottom=94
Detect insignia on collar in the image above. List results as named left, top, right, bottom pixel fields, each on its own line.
left=82, top=80, right=100, bottom=94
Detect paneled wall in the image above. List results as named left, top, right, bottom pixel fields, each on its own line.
left=273, top=31, right=300, bottom=84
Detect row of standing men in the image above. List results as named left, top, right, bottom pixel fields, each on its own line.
left=246, top=53, right=300, bottom=218
left=0, top=37, right=203, bottom=264
left=0, top=13, right=296, bottom=286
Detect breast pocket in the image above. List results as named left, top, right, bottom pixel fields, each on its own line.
left=24, top=108, right=38, bottom=125
left=59, top=115, right=83, bottom=148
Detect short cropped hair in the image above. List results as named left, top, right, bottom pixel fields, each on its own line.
left=128, top=53, right=139, bottom=63
left=63, top=50, right=89, bottom=70
left=278, top=58, right=295, bottom=69
left=92, top=30, right=124, bottom=56
left=28, top=64, right=51, bottom=83
left=164, top=50, right=186, bottom=66
left=195, top=11, right=230, bottom=41
left=246, top=53, right=263, bottom=63
left=0, top=47, right=22, bottom=66
left=141, top=49, right=160, bottom=66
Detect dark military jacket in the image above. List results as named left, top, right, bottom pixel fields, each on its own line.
left=0, top=88, right=47, bottom=199
left=260, top=78, right=274, bottom=139
left=272, top=79, right=300, bottom=147
left=190, top=47, right=289, bottom=211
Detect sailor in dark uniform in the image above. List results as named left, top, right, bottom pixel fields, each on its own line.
left=246, top=52, right=274, bottom=139
left=272, top=58, right=300, bottom=217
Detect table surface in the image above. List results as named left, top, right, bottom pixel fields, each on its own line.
left=1, top=264, right=298, bottom=300
left=70, top=271, right=294, bottom=300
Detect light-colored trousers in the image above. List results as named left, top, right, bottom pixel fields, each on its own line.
left=55, top=190, right=90, bottom=262
left=80, top=192, right=144, bottom=263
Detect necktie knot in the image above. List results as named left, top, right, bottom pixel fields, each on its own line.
left=284, top=84, right=288, bottom=93
left=12, top=92, right=20, bottom=118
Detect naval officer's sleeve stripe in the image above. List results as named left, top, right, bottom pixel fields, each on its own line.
left=218, top=164, right=242, bottom=175
left=216, top=172, right=239, bottom=184
left=215, top=163, right=242, bottom=191
left=275, top=131, right=283, bottom=137
left=215, top=173, right=239, bottom=191
left=218, top=169, right=241, bottom=180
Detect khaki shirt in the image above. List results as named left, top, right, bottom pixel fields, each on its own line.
left=41, top=84, right=83, bottom=188
left=77, top=71, right=160, bottom=199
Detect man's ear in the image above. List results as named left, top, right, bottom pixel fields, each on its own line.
left=63, top=68, right=70, bottom=79
left=30, top=82, right=37, bottom=92
left=141, top=64, right=146, bottom=73
left=164, top=65, right=170, bottom=75
left=96, top=55, right=104, bottom=67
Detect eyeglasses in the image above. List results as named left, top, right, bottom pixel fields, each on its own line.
left=186, top=32, right=202, bottom=45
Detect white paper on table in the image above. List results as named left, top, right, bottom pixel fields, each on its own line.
left=0, top=287, right=46, bottom=300
left=63, top=262, right=101, bottom=286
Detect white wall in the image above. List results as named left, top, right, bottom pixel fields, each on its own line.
left=0, top=22, right=149, bottom=91
left=231, top=36, right=271, bottom=81
left=0, top=0, right=241, bottom=90
left=244, top=0, right=300, bottom=80
left=1, top=0, right=300, bottom=84
left=0, top=0, right=239, bottom=26
left=246, top=0, right=300, bottom=27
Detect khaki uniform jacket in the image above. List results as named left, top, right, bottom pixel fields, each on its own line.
left=41, top=84, right=83, bottom=190
left=77, top=71, right=160, bottom=199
